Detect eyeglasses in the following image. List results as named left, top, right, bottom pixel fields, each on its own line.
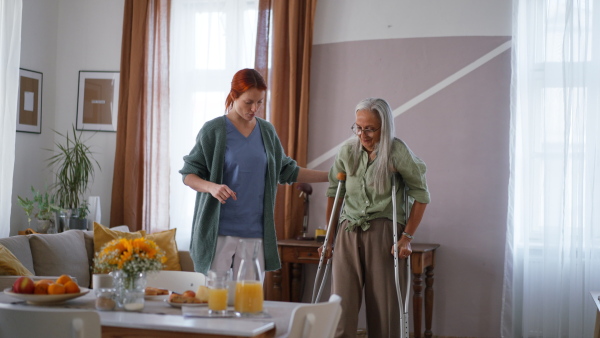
left=351, top=123, right=380, bottom=137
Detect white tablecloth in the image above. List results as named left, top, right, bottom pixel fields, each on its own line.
left=0, top=291, right=300, bottom=337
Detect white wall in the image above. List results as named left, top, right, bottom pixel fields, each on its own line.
left=12, top=0, right=60, bottom=232
left=11, top=0, right=123, bottom=234
left=314, top=0, right=512, bottom=44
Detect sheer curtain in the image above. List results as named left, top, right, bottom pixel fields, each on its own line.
left=503, top=1, right=600, bottom=337
left=0, top=0, right=22, bottom=238
left=170, top=0, right=258, bottom=249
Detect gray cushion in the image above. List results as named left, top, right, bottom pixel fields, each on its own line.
left=0, top=235, right=35, bottom=274
left=29, top=230, right=91, bottom=288
left=179, top=251, right=195, bottom=272
left=111, top=225, right=130, bottom=232
left=83, top=230, right=94, bottom=271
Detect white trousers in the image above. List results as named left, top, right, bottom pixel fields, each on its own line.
left=209, top=235, right=265, bottom=281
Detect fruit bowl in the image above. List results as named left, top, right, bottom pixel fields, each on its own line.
left=3, top=287, right=90, bottom=305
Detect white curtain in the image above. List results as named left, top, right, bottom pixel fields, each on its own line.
left=0, top=0, right=22, bottom=238
left=503, top=0, right=600, bottom=337
left=169, top=0, right=258, bottom=250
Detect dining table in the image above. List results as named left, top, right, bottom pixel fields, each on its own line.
left=0, top=289, right=300, bottom=337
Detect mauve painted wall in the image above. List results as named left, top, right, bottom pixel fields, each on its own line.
left=303, top=1, right=512, bottom=337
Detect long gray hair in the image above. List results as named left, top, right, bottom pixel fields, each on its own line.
left=348, top=98, right=396, bottom=194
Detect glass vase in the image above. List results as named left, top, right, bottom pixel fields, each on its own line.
left=110, top=270, right=146, bottom=311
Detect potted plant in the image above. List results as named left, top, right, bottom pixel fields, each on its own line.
left=47, top=125, right=101, bottom=231
left=17, top=186, right=61, bottom=233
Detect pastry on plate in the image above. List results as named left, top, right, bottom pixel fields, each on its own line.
left=145, top=287, right=169, bottom=296
left=196, top=285, right=209, bottom=302
left=169, top=292, right=205, bottom=304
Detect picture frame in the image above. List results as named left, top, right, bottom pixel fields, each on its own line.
left=17, top=68, right=43, bottom=134
left=76, top=71, right=120, bottom=132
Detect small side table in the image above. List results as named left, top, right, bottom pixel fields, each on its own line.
left=275, top=239, right=440, bottom=338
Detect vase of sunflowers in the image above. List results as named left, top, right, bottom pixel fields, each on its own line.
left=93, top=237, right=166, bottom=311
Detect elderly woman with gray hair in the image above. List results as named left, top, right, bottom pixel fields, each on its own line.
left=321, top=97, right=430, bottom=337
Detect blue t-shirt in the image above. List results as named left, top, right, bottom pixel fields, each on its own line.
left=218, top=118, right=267, bottom=237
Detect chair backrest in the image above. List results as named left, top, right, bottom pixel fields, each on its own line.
left=287, top=294, right=342, bottom=338
left=0, top=304, right=101, bottom=338
left=145, top=270, right=206, bottom=293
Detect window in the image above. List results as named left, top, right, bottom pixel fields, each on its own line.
left=170, top=0, right=258, bottom=249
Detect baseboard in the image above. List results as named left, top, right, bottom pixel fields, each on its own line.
left=356, top=330, right=484, bottom=338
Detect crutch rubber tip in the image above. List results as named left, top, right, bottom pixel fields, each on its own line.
left=337, top=172, right=346, bottom=181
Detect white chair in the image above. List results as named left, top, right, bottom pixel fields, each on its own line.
left=145, top=270, right=206, bottom=293
left=0, top=303, right=101, bottom=338
left=286, top=294, right=342, bottom=338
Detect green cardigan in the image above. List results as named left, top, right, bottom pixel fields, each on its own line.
left=179, top=116, right=300, bottom=274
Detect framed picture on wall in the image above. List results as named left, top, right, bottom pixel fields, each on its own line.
left=17, top=68, right=43, bottom=134
left=76, top=70, right=119, bottom=132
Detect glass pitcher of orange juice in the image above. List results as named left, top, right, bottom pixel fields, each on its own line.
left=234, top=239, right=263, bottom=316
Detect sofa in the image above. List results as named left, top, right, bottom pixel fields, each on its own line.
left=0, top=225, right=195, bottom=290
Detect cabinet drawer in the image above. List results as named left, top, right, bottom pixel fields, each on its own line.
left=281, top=247, right=320, bottom=264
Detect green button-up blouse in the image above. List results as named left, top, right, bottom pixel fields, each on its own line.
left=327, top=138, right=430, bottom=231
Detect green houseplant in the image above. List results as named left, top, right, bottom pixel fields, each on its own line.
left=47, top=125, right=101, bottom=231
left=17, top=186, right=61, bottom=233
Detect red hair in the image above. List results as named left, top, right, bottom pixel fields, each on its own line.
left=225, top=69, right=267, bottom=112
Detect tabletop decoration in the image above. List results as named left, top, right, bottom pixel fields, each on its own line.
left=93, top=237, right=166, bottom=311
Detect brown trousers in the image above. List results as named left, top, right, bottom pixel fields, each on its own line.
left=331, top=218, right=408, bottom=338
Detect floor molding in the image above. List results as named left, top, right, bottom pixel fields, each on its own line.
left=356, top=331, right=484, bottom=338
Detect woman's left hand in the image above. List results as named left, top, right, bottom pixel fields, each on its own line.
left=391, top=237, right=412, bottom=259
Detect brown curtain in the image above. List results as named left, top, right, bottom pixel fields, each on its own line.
left=269, top=0, right=318, bottom=241
left=110, top=0, right=171, bottom=232
left=256, top=0, right=318, bottom=300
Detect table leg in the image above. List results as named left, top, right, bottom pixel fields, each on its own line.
left=291, top=263, right=303, bottom=302
left=413, top=272, right=423, bottom=338
left=424, top=266, right=434, bottom=338
left=272, top=269, right=282, bottom=301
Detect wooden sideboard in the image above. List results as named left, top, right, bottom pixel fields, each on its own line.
left=273, top=239, right=439, bottom=338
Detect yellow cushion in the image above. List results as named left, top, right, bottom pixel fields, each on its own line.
left=93, top=222, right=146, bottom=255
left=0, top=244, right=34, bottom=276
left=146, top=229, right=182, bottom=271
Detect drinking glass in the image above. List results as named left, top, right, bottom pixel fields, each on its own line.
left=92, top=274, right=115, bottom=311
left=208, top=270, right=231, bottom=315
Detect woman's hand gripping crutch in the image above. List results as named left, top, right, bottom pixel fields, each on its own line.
left=392, top=175, right=412, bottom=338
left=312, top=172, right=346, bottom=304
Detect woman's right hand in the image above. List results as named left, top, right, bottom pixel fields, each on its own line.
left=317, top=244, right=333, bottom=260
left=209, top=183, right=237, bottom=204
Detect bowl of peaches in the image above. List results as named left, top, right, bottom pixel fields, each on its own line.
left=4, top=275, right=89, bottom=304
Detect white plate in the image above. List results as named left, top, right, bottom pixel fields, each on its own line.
left=145, top=294, right=169, bottom=301
left=165, top=298, right=207, bottom=308
left=4, top=287, right=90, bottom=305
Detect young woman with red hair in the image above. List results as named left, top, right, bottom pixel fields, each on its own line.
left=180, top=68, right=327, bottom=277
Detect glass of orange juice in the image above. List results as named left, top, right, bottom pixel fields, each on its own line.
left=207, top=270, right=231, bottom=315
